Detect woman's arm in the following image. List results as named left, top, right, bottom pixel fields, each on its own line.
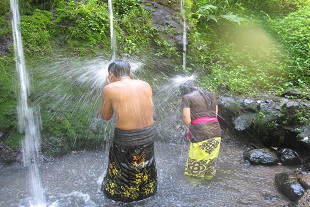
left=182, top=107, right=191, bottom=126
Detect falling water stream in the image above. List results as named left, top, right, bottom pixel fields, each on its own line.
left=10, top=0, right=46, bottom=206
left=108, top=0, right=116, bottom=61
left=181, top=0, right=187, bottom=72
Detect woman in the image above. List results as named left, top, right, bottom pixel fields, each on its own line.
left=180, top=80, right=222, bottom=180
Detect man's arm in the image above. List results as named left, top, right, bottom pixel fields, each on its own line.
left=100, top=86, right=113, bottom=120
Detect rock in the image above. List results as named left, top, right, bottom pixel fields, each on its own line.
left=241, top=98, right=259, bottom=112
left=233, top=113, right=256, bottom=131
left=243, top=148, right=279, bottom=165
left=275, top=172, right=305, bottom=202
left=0, top=34, right=13, bottom=55
left=0, top=140, right=20, bottom=163
left=304, top=158, right=310, bottom=172
left=298, top=174, right=310, bottom=189
left=286, top=189, right=310, bottom=207
left=142, top=0, right=184, bottom=47
left=297, top=124, right=310, bottom=148
left=282, top=88, right=310, bottom=100
left=218, top=95, right=310, bottom=151
left=277, top=148, right=302, bottom=166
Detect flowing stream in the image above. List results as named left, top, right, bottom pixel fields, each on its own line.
left=0, top=134, right=294, bottom=207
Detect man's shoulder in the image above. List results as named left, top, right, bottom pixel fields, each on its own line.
left=132, top=79, right=151, bottom=87
left=105, top=79, right=150, bottom=90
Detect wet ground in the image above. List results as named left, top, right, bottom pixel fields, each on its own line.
left=0, top=133, right=295, bottom=207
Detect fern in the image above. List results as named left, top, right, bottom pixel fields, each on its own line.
left=221, top=12, right=246, bottom=24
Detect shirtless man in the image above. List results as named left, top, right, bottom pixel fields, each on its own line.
left=100, top=60, right=157, bottom=203
left=100, top=60, right=153, bottom=130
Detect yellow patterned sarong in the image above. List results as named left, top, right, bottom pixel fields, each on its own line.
left=185, top=137, right=221, bottom=179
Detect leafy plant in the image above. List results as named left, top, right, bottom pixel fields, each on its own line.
left=20, top=9, right=54, bottom=56
left=119, top=6, right=155, bottom=56
left=0, top=55, right=22, bottom=149
left=267, top=6, right=310, bottom=88
left=0, top=0, right=9, bottom=16
left=54, top=0, right=110, bottom=55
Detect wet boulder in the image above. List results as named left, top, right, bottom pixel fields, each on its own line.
left=285, top=189, right=310, bottom=207
left=297, top=124, right=310, bottom=148
left=218, top=95, right=310, bottom=150
left=243, top=148, right=279, bottom=165
left=0, top=140, right=20, bottom=164
left=294, top=189, right=310, bottom=207
left=277, top=148, right=302, bottom=166
left=304, top=158, right=310, bottom=172
left=275, top=173, right=307, bottom=201
left=233, top=113, right=256, bottom=131
left=298, top=174, right=310, bottom=189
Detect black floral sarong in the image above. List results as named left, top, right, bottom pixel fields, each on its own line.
left=102, top=125, right=157, bottom=202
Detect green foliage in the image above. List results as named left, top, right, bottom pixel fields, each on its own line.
left=114, top=0, right=140, bottom=17
left=20, top=9, right=54, bottom=56
left=40, top=106, right=105, bottom=157
left=0, top=55, right=21, bottom=149
left=19, top=0, right=37, bottom=15
left=267, top=6, right=310, bottom=88
left=279, top=104, right=310, bottom=126
left=253, top=111, right=278, bottom=136
left=119, top=6, right=155, bottom=56
left=0, top=1, right=11, bottom=39
left=4, top=133, right=23, bottom=149
left=0, top=0, right=9, bottom=16
left=54, top=0, right=110, bottom=55
left=0, top=56, right=18, bottom=134
left=241, top=0, right=310, bottom=16
left=187, top=20, right=288, bottom=95
left=0, top=15, right=11, bottom=37
left=192, top=0, right=247, bottom=25
left=153, top=37, right=180, bottom=59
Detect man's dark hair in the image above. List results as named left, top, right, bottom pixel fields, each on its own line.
left=108, top=60, right=131, bottom=77
left=179, top=80, right=196, bottom=96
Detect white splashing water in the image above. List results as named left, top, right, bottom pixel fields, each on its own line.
left=172, top=75, right=196, bottom=84
left=32, top=57, right=143, bottom=119
left=10, top=0, right=46, bottom=206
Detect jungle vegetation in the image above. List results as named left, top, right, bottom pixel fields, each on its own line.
left=0, top=0, right=309, bottom=156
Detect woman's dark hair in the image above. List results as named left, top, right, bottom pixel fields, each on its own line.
left=108, top=60, right=131, bottom=78
left=179, top=80, right=196, bottom=96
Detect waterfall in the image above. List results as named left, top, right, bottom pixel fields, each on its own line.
left=181, top=0, right=187, bottom=72
left=108, top=0, right=116, bottom=61
left=10, top=0, right=46, bottom=206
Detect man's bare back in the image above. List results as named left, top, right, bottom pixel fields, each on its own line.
left=100, top=77, right=154, bottom=130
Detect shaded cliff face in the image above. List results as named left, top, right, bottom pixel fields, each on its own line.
left=218, top=95, right=310, bottom=151
left=0, top=34, right=12, bottom=55
left=141, top=0, right=185, bottom=48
